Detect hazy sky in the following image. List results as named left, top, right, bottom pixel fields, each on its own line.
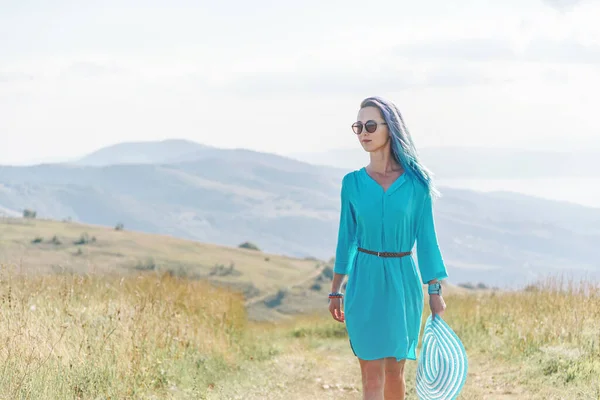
left=1, top=0, right=600, bottom=164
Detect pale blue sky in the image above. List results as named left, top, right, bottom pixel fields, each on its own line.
left=1, top=0, right=600, bottom=164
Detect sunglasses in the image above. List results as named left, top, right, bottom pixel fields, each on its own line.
left=352, top=120, right=387, bottom=135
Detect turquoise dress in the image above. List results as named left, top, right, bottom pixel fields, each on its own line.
left=334, top=167, right=448, bottom=361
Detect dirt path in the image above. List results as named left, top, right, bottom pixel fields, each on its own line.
left=244, top=266, right=326, bottom=307
left=206, top=337, right=536, bottom=400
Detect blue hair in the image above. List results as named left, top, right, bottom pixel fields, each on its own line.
left=360, top=96, right=439, bottom=198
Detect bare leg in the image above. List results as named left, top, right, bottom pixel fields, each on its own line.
left=383, top=357, right=406, bottom=400
left=358, top=358, right=385, bottom=400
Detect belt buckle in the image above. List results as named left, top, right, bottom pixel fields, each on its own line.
left=377, top=251, right=380, bottom=257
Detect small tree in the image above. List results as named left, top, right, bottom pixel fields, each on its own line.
left=115, top=222, right=124, bottom=231
left=74, top=233, right=95, bottom=245
left=321, top=266, right=334, bottom=280
left=23, top=209, right=36, bottom=219
left=238, top=241, right=260, bottom=251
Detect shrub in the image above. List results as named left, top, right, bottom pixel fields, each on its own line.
left=242, top=282, right=260, bottom=299
left=321, top=266, right=334, bottom=280
left=134, top=257, right=157, bottom=271
left=264, top=288, right=288, bottom=308
left=238, top=242, right=260, bottom=251
left=291, top=322, right=348, bottom=339
left=23, top=209, right=36, bottom=219
left=74, top=233, right=95, bottom=245
left=209, top=262, right=241, bottom=277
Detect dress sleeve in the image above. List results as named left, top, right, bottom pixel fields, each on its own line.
left=333, top=176, right=357, bottom=275
left=416, top=190, right=449, bottom=284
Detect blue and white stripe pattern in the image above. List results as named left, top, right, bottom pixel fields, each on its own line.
left=416, top=315, right=468, bottom=400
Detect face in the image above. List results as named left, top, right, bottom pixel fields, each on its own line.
left=353, top=106, right=389, bottom=152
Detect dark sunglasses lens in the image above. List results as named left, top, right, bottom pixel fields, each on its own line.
left=352, top=123, right=363, bottom=134
left=365, top=120, right=378, bottom=133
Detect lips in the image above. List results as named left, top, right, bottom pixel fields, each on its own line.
left=362, top=139, right=372, bottom=143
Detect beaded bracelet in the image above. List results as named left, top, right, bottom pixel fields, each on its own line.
left=328, top=292, right=343, bottom=299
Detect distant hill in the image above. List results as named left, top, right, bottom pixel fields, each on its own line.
left=74, top=139, right=212, bottom=166
left=0, top=146, right=346, bottom=259
left=1, top=139, right=599, bottom=288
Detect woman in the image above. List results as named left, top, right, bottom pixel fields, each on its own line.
left=329, top=96, right=448, bottom=400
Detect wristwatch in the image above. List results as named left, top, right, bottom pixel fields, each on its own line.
left=428, top=282, right=442, bottom=295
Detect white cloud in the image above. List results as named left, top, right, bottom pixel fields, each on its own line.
left=391, top=36, right=600, bottom=64
left=542, top=0, right=586, bottom=11
left=1, top=0, right=600, bottom=165
left=0, top=71, right=34, bottom=83
left=57, top=61, right=130, bottom=80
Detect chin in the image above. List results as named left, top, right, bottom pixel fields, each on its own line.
left=361, top=143, right=378, bottom=152
left=360, top=142, right=371, bottom=150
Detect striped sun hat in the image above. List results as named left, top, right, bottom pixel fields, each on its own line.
left=416, top=314, right=468, bottom=400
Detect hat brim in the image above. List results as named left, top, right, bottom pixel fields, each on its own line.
left=416, top=314, right=468, bottom=400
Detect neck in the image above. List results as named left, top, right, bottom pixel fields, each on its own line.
left=368, top=142, right=401, bottom=175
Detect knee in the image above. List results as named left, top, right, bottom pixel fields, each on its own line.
left=363, top=372, right=385, bottom=391
left=385, top=362, right=405, bottom=381
left=362, top=365, right=385, bottom=391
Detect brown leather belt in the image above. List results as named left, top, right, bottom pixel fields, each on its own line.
left=357, top=248, right=412, bottom=258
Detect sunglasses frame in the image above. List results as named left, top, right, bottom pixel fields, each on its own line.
left=352, top=120, right=387, bottom=135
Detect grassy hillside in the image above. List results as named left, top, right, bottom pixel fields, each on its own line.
left=0, top=216, right=598, bottom=398
left=0, top=217, right=322, bottom=300
left=1, top=267, right=598, bottom=398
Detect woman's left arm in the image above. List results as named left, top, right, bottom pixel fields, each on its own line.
left=427, top=279, right=446, bottom=320
left=416, top=190, right=449, bottom=319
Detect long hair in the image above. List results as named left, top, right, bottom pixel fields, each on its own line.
left=360, top=96, right=439, bottom=198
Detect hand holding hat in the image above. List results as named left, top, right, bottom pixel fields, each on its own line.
left=429, top=293, right=446, bottom=321
left=416, top=314, right=468, bottom=400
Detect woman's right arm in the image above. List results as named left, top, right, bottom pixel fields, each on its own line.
left=333, top=175, right=357, bottom=276
left=329, top=175, right=356, bottom=322
left=330, top=273, right=345, bottom=296
left=329, top=273, right=346, bottom=322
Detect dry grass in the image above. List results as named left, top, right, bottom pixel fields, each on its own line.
left=447, top=276, right=600, bottom=360
left=443, top=276, right=600, bottom=397
left=245, top=276, right=600, bottom=399
left=0, top=264, right=263, bottom=399
left=1, top=215, right=599, bottom=398
left=1, top=264, right=599, bottom=399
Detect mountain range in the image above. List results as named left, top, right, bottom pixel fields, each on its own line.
left=1, top=139, right=599, bottom=288
left=289, top=146, right=600, bottom=179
